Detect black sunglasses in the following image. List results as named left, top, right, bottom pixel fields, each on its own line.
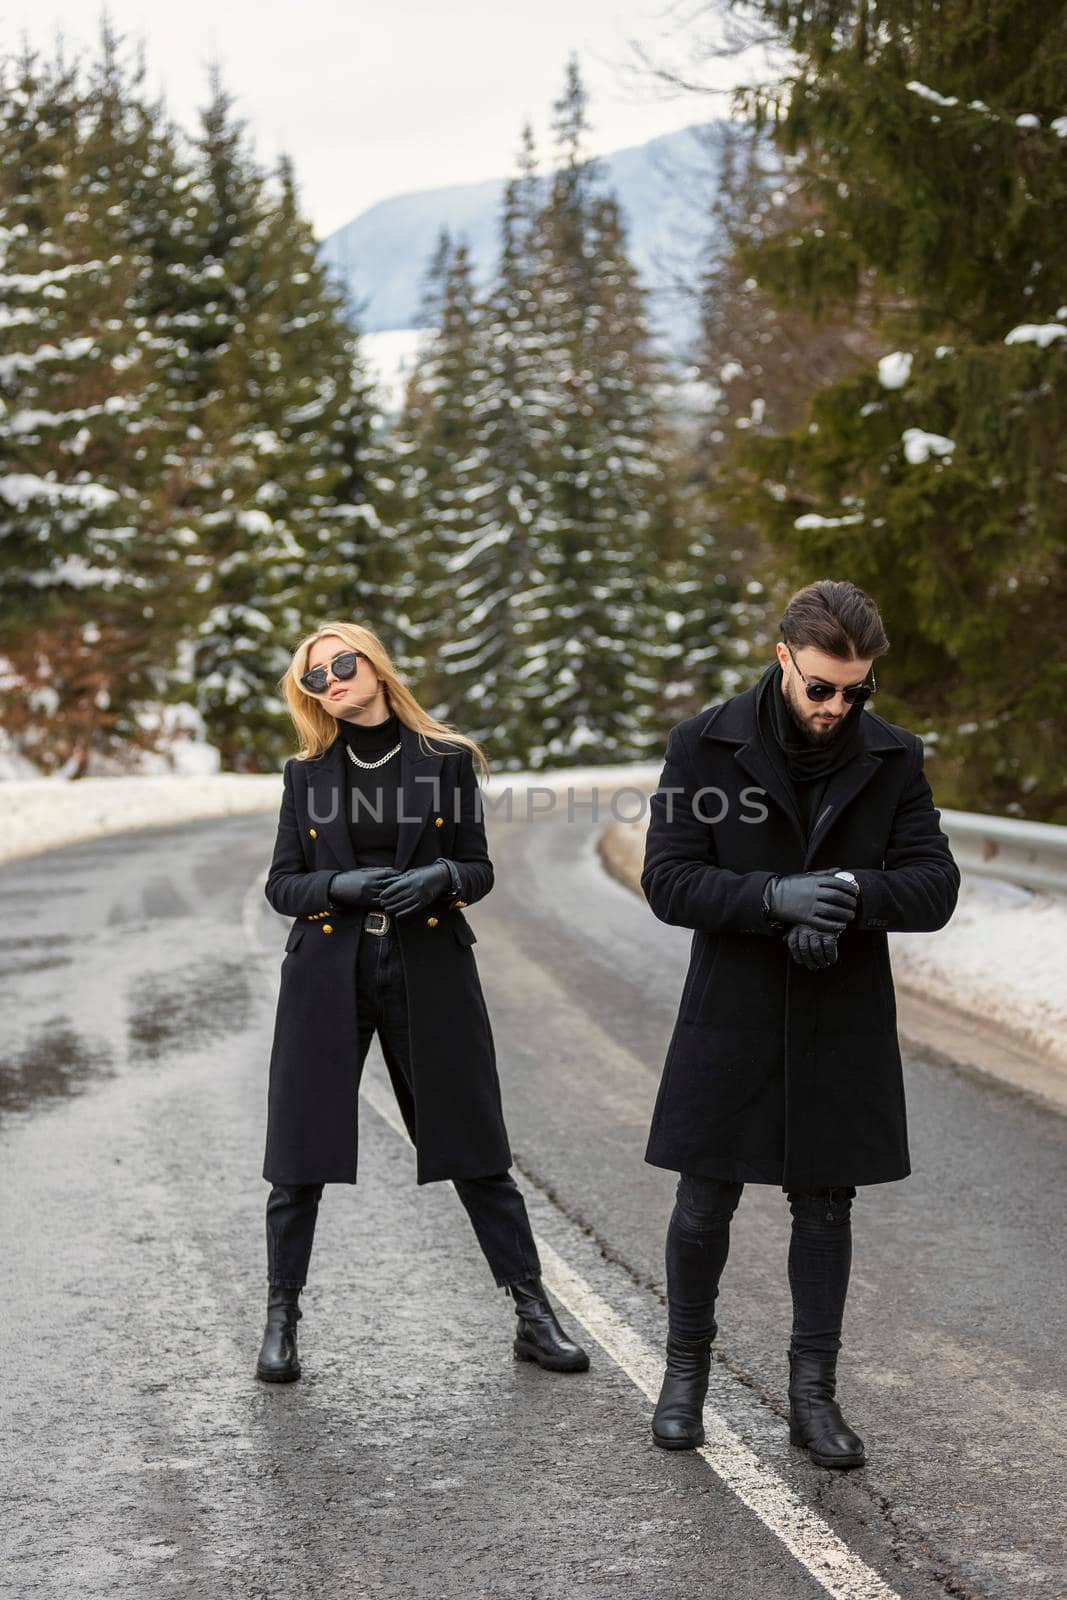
left=299, top=649, right=366, bottom=694
left=787, top=645, right=876, bottom=707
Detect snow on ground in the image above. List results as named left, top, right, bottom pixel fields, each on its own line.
left=0, top=772, right=282, bottom=865
left=1, top=762, right=1063, bottom=1070
left=600, top=799, right=1067, bottom=1074
left=891, top=876, right=1067, bottom=1069
left=0, top=759, right=653, bottom=871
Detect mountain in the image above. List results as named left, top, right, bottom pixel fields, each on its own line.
left=319, top=121, right=726, bottom=360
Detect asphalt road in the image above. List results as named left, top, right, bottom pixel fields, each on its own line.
left=1, top=807, right=1064, bottom=1600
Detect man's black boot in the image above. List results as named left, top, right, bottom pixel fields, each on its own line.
left=255, top=1284, right=302, bottom=1383
left=651, top=1335, right=711, bottom=1449
left=787, top=1348, right=865, bottom=1468
left=508, top=1278, right=590, bottom=1372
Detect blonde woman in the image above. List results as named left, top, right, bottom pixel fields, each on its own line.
left=256, top=622, right=588, bottom=1383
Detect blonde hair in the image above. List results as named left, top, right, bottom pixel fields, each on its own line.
left=278, top=621, right=491, bottom=781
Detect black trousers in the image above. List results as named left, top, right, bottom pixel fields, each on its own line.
left=265, top=919, right=542, bottom=1291
left=665, top=1174, right=857, bottom=1359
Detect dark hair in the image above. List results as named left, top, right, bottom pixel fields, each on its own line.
left=779, top=579, right=889, bottom=660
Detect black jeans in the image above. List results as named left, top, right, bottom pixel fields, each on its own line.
left=265, top=918, right=541, bottom=1291
left=665, top=1173, right=857, bottom=1359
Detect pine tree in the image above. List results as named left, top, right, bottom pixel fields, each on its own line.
left=678, top=121, right=880, bottom=706
left=270, top=156, right=402, bottom=684
left=0, top=31, right=393, bottom=775
left=519, top=55, right=675, bottom=764
left=390, top=236, right=494, bottom=714
left=172, top=80, right=390, bottom=769
left=430, top=123, right=545, bottom=761
left=0, top=28, right=199, bottom=774
left=710, top=0, right=1067, bottom=818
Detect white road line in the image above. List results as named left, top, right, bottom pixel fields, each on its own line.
left=360, top=1071, right=902, bottom=1600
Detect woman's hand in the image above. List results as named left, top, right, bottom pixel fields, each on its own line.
left=377, top=861, right=452, bottom=919
left=327, top=866, right=400, bottom=909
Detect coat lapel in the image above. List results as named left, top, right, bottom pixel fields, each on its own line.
left=305, top=720, right=446, bottom=872
left=700, top=685, right=806, bottom=850
left=306, top=738, right=354, bottom=870
left=393, top=721, right=446, bottom=871
left=802, top=753, right=882, bottom=867
left=732, top=739, right=806, bottom=851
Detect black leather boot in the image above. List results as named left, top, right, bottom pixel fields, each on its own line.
left=255, top=1284, right=302, bottom=1383
left=787, top=1348, right=865, bottom=1468
left=651, top=1335, right=711, bottom=1449
left=508, top=1278, right=590, bottom=1372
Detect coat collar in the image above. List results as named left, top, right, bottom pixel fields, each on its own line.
left=305, top=718, right=446, bottom=872
left=699, top=680, right=908, bottom=864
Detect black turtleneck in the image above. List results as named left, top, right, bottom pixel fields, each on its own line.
left=335, top=709, right=402, bottom=866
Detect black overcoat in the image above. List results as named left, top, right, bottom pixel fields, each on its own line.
left=262, top=721, right=511, bottom=1185
left=641, top=683, right=960, bottom=1189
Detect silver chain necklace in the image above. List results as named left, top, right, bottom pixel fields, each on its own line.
left=345, top=740, right=401, bottom=770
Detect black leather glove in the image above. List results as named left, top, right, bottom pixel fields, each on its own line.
left=763, top=871, right=860, bottom=932
left=327, top=866, right=400, bottom=909
left=377, top=861, right=452, bottom=918
left=787, top=924, right=840, bottom=971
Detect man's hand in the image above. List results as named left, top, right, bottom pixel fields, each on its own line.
left=378, top=861, right=452, bottom=919
left=764, top=871, right=860, bottom=932
left=327, top=866, right=400, bottom=909
left=787, top=924, right=840, bottom=970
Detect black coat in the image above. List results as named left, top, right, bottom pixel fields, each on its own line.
left=640, top=683, right=960, bottom=1189
left=262, top=721, right=511, bottom=1185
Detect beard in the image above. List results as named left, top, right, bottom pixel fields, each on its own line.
left=782, top=676, right=848, bottom=745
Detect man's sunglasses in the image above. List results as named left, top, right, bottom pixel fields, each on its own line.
left=299, top=649, right=366, bottom=694
left=787, top=645, right=876, bottom=707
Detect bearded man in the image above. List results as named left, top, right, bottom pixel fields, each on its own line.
left=641, top=578, right=960, bottom=1468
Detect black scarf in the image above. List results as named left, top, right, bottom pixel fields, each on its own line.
left=755, top=662, right=866, bottom=834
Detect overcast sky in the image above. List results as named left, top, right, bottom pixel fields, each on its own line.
left=0, top=0, right=750, bottom=238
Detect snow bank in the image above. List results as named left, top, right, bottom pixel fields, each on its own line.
left=0, top=759, right=660, bottom=870
left=601, top=811, right=1067, bottom=1073
left=890, top=877, right=1067, bottom=1069
left=0, top=773, right=282, bottom=866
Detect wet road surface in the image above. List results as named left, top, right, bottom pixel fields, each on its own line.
left=1, top=810, right=1065, bottom=1599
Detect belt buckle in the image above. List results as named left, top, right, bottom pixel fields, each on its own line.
left=364, top=910, right=390, bottom=935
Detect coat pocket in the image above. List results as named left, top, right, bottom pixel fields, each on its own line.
left=284, top=923, right=307, bottom=953
left=450, top=916, right=477, bottom=946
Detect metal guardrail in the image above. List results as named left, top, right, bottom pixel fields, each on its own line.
left=504, top=766, right=1067, bottom=898
left=939, top=810, right=1067, bottom=897
left=570, top=771, right=1067, bottom=897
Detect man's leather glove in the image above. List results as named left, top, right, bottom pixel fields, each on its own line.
left=787, top=924, right=840, bottom=971
left=327, top=866, right=399, bottom=909
left=763, top=871, right=860, bottom=932
left=377, top=861, right=452, bottom=919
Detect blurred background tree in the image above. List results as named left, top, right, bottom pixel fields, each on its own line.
left=638, top=0, right=1067, bottom=818
left=4, top=9, right=1062, bottom=815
